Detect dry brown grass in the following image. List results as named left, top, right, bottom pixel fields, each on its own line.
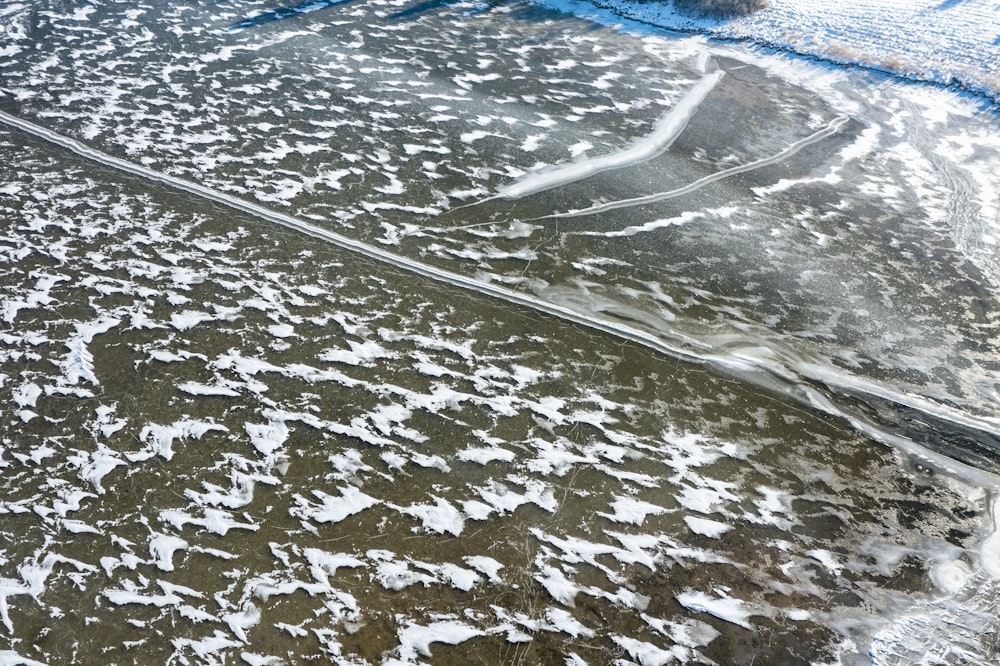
left=671, top=0, right=769, bottom=19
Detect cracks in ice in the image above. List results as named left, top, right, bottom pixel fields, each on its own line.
left=543, top=114, right=851, bottom=224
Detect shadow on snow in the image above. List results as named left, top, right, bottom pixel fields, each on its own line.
left=227, top=0, right=356, bottom=31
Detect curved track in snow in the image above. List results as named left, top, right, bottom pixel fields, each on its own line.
left=539, top=114, right=850, bottom=220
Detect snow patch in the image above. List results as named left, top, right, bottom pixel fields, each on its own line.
left=675, top=589, right=757, bottom=629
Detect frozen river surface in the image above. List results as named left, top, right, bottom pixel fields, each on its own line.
left=1, top=1, right=1000, bottom=664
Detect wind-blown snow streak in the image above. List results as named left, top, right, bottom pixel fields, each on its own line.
left=495, top=69, right=725, bottom=200
left=2, top=110, right=998, bottom=486
left=543, top=115, right=850, bottom=220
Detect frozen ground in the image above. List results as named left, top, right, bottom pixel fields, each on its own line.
left=1, top=0, right=1000, bottom=664
left=553, top=0, right=1000, bottom=103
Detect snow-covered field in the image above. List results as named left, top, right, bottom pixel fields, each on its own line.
left=551, top=0, right=1000, bottom=102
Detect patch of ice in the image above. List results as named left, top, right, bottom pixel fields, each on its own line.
left=981, top=494, right=1000, bottom=577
